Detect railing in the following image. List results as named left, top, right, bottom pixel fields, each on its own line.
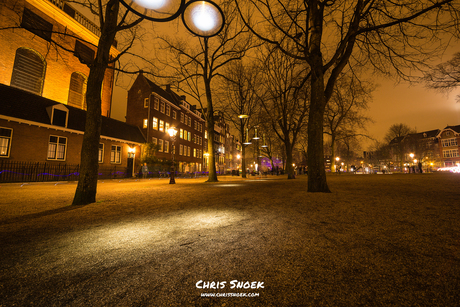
left=0, top=161, right=128, bottom=183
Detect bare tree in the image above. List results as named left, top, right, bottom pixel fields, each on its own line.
left=157, top=3, right=252, bottom=182
left=258, top=47, right=309, bottom=179
left=236, top=0, right=459, bottom=192
left=324, top=75, right=374, bottom=171
left=424, top=52, right=460, bottom=102
left=217, top=61, right=262, bottom=178
left=385, top=123, right=417, bottom=171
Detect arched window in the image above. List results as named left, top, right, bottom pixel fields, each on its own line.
left=67, top=72, right=87, bottom=109
left=10, top=48, right=46, bottom=95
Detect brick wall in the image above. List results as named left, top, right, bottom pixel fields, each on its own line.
left=0, top=0, right=113, bottom=116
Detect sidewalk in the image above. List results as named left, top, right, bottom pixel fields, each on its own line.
left=1, top=173, right=459, bottom=306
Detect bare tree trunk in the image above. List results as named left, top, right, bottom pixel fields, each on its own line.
left=72, top=0, right=119, bottom=205
left=307, top=66, right=331, bottom=192
left=205, top=86, right=218, bottom=182
left=240, top=122, right=247, bottom=178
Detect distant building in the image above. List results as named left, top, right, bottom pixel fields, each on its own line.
left=436, top=125, right=460, bottom=167
left=126, top=73, right=205, bottom=173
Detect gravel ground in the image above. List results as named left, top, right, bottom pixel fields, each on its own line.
left=0, top=173, right=459, bottom=306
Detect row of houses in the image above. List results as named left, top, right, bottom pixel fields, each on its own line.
left=0, top=0, right=242, bottom=182
left=368, top=126, right=460, bottom=172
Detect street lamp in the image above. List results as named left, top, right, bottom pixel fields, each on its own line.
left=168, top=127, right=178, bottom=184
left=119, top=0, right=225, bottom=37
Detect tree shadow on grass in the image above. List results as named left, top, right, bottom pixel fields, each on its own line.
left=0, top=205, right=87, bottom=226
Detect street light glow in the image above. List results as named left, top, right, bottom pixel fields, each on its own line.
left=134, top=0, right=167, bottom=10
left=191, top=1, right=218, bottom=32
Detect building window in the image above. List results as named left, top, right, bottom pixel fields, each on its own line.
left=160, top=102, right=165, bottom=113
left=152, top=137, right=157, bottom=145
left=98, top=143, right=104, bottom=163
left=193, top=148, right=197, bottom=157
left=47, top=136, right=67, bottom=161
left=180, top=129, right=184, bottom=139
left=74, top=40, right=95, bottom=65
left=165, top=140, right=169, bottom=153
left=0, top=128, right=13, bottom=158
left=187, top=146, right=191, bottom=157
left=11, top=48, right=46, bottom=95
left=111, top=145, right=122, bottom=163
left=180, top=144, right=183, bottom=155
left=165, top=122, right=170, bottom=132
left=142, top=119, right=148, bottom=129
left=181, top=113, right=184, bottom=123
left=205, top=131, right=208, bottom=139
left=188, top=132, right=191, bottom=141
left=159, top=120, right=164, bottom=132
left=188, top=116, right=191, bottom=126
left=153, top=117, right=158, bottom=130
left=172, top=110, right=177, bottom=119
left=441, top=138, right=458, bottom=147
left=158, top=139, right=164, bottom=152
left=153, top=97, right=159, bottom=110
left=166, top=105, right=170, bottom=116
left=144, top=98, right=149, bottom=108
left=67, top=72, right=87, bottom=109
left=21, top=8, right=53, bottom=41
left=443, top=149, right=459, bottom=158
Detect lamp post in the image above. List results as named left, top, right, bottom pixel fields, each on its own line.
left=168, top=127, right=178, bottom=184
left=335, top=156, right=340, bottom=173
left=240, top=116, right=251, bottom=178
left=120, top=0, right=225, bottom=37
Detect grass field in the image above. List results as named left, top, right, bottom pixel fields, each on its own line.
left=0, top=173, right=459, bottom=306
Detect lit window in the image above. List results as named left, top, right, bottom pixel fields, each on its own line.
left=110, top=145, right=122, bottom=163
left=187, top=146, right=191, bottom=156
left=98, top=143, right=104, bottom=163
left=180, top=128, right=183, bottom=139
left=165, top=122, right=170, bottom=131
left=159, top=120, right=164, bottom=132
left=0, top=127, right=13, bottom=157
left=152, top=137, right=157, bottom=145
left=205, top=131, right=208, bottom=139
left=193, top=148, right=197, bottom=157
left=143, top=119, right=148, bottom=129
left=48, top=136, right=67, bottom=161
left=158, top=139, right=164, bottom=152
left=153, top=98, right=159, bottom=110
left=144, top=98, right=149, bottom=108
left=188, top=132, right=191, bottom=141
left=152, top=117, right=158, bottom=130
left=179, top=144, right=183, bottom=155
left=165, top=140, right=169, bottom=153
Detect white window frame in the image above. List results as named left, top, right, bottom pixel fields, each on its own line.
left=159, top=120, right=164, bottom=132
left=98, top=143, right=104, bottom=163
left=47, top=135, right=67, bottom=161
left=165, top=140, right=169, bottom=153
left=0, top=127, right=13, bottom=158
left=158, top=139, right=164, bottom=152
left=110, top=145, right=122, bottom=164
left=153, top=117, right=158, bottom=130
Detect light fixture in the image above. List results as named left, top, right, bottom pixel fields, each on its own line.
left=261, top=134, right=268, bottom=148
left=120, top=0, right=225, bottom=37
left=253, top=127, right=260, bottom=140
left=238, top=114, right=249, bottom=119
left=243, top=128, right=252, bottom=145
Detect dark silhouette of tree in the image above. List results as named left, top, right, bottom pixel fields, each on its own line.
left=217, top=61, right=262, bottom=178
left=424, top=52, right=460, bottom=102
left=385, top=123, right=417, bottom=171
left=156, top=3, right=252, bottom=182
left=324, top=75, right=374, bottom=171
left=258, top=47, right=309, bottom=179
left=236, top=0, right=459, bottom=192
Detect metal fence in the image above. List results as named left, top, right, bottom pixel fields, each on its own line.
left=0, top=161, right=128, bottom=183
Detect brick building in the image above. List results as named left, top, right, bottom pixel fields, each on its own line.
left=126, top=73, right=205, bottom=174
left=436, top=125, right=460, bottom=167
left=0, top=0, right=118, bottom=116
left=0, top=85, right=145, bottom=181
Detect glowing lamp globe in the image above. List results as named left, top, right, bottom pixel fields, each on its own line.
left=134, top=0, right=167, bottom=10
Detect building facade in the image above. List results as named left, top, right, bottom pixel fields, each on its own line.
left=436, top=125, right=460, bottom=167
left=0, top=0, right=118, bottom=116
left=126, top=73, right=205, bottom=173
left=0, top=85, right=145, bottom=181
